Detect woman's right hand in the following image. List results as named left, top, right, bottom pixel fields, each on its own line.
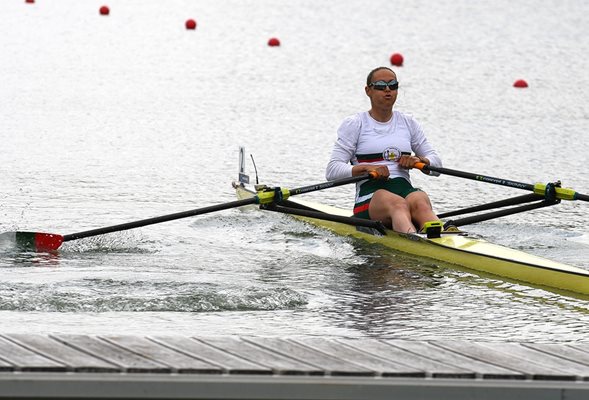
left=352, top=164, right=389, bottom=179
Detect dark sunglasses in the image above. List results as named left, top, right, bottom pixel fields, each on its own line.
left=369, top=79, right=399, bottom=91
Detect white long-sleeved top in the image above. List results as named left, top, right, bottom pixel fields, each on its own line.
left=326, top=111, right=442, bottom=184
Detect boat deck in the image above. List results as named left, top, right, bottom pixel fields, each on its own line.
left=0, top=334, right=589, bottom=399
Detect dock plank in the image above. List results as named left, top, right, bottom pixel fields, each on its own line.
left=3, top=334, right=118, bottom=373
left=0, top=353, right=14, bottom=371
left=567, top=344, right=589, bottom=356
left=338, top=338, right=474, bottom=378
left=433, top=341, right=578, bottom=380
left=0, top=336, right=65, bottom=372
left=199, top=336, right=339, bottom=375
left=101, top=335, right=221, bottom=374
left=290, top=337, right=425, bottom=377
left=151, top=335, right=272, bottom=375
left=486, top=342, right=589, bottom=377
left=51, top=334, right=170, bottom=373
left=523, top=343, right=589, bottom=368
left=387, top=339, right=524, bottom=379
left=244, top=337, right=377, bottom=376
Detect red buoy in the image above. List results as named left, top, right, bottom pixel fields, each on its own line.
left=185, top=19, right=197, bottom=30
left=99, top=5, right=110, bottom=16
left=25, top=0, right=35, bottom=4
left=513, top=79, right=528, bottom=88
left=268, top=37, right=280, bottom=47
left=390, top=53, right=404, bottom=67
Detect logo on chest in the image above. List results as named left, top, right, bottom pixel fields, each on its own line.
left=382, top=146, right=403, bottom=162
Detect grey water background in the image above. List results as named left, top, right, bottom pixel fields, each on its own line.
left=1, top=0, right=588, bottom=341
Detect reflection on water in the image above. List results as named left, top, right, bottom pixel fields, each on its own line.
left=0, top=250, right=61, bottom=268
left=317, top=242, right=589, bottom=341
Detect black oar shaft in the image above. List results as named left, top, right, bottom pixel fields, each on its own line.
left=63, top=198, right=256, bottom=242
left=289, top=173, right=375, bottom=196
left=62, top=174, right=376, bottom=242
left=578, top=193, right=589, bottom=202
left=448, top=200, right=558, bottom=227
left=418, top=163, right=588, bottom=202
left=423, top=165, right=535, bottom=191
left=438, top=193, right=541, bottom=219
left=261, top=204, right=387, bottom=235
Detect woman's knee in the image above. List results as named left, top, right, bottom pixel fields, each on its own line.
left=407, top=192, right=433, bottom=213
left=372, top=190, right=409, bottom=212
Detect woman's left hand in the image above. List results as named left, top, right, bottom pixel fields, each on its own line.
left=397, top=155, right=422, bottom=169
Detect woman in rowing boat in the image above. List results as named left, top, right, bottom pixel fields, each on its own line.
left=326, top=66, right=442, bottom=234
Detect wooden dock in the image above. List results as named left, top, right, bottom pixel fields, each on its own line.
left=0, top=334, right=589, bottom=399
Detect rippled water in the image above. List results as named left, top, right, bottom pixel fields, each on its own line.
left=1, top=0, right=588, bottom=342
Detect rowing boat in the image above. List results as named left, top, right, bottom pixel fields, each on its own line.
left=233, top=182, right=589, bottom=296
left=232, top=148, right=589, bottom=297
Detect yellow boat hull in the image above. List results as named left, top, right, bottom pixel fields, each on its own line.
left=234, top=184, right=589, bottom=296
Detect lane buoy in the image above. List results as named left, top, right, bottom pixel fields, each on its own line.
left=99, top=5, right=110, bottom=16
left=390, top=53, right=404, bottom=67
left=185, top=19, right=197, bottom=30
left=268, top=37, right=280, bottom=47
left=25, top=0, right=35, bottom=4
left=513, top=79, right=528, bottom=88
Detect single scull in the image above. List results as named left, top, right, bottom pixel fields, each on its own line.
left=233, top=147, right=589, bottom=296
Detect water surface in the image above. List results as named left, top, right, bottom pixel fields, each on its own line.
left=1, top=0, right=588, bottom=342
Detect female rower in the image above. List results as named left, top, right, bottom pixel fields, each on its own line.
left=326, top=66, right=442, bottom=233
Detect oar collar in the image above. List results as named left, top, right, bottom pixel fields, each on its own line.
left=255, top=186, right=291, bottom=205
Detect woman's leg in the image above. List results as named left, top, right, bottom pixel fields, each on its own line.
left=368, top=189, right=416, bottom=233
left=405, top=191, right=438, bottom=230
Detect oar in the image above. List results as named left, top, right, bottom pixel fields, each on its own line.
left=415, top=163, right=589, bottom=202
left=0, top=172, right=377, bottom=252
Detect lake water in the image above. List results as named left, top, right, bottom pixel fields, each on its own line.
left=1, top=0, right=588, bottom=342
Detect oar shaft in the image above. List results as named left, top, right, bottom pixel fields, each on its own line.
left=289, top=172, right=376, bottom=196
left=417, top=163, right=535, bottom=191
left=577, top=193, right=589, bottom=202
left=30, top=172, right=378, bottom=246
left=62, top=174, right=375, bottom=242
left=438, top=193, right=541, bottom=219
left=416, top=162, right=589, bottom=202
left=63, top=198, right=256, bottom=242
left=448, top=200, right=558, bottom=227
left=261, top=203, right=387, bottom=235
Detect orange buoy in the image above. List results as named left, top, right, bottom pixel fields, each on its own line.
left=513, top=79, right=528, bottom=88
left=390, top=53, right=404, bottom=67
left=99, top=5, right=110, bottom=16
left=185, top=19, right=197, bottom=30
left=268, top=37, right=280, bottom=47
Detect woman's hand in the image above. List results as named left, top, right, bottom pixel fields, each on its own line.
left=398, top=155, right=428, bottom=169
left=352, top=164, right=389, bottom=179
